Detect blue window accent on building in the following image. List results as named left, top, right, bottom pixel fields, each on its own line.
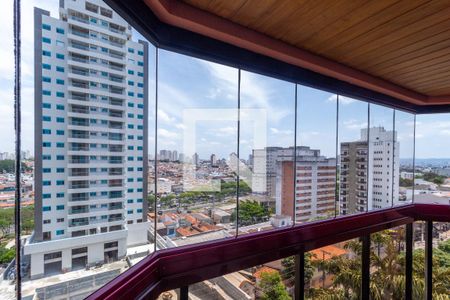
left=137, top=188, right=143, bottom=192
left=56, top=168, right=64, bottom=173
left=137, top=83, right=144, bottom=88
left=90, top=119, right=97, bottom=124
left=138, top=61, right=144, bottom=66
left=137, top=167, right=143, bottom=171
left=128, top=70, right=134, bottom=75
left=137, top=114, right=144, bottom=119
left=101, top=47, right=108, bottom=53
left=101, top=191, right=107, bottom=196
left=127, top=124, right=134, bottom=129
left=137, top=157, right=143, bottom=161
left=127, top=178, right=134, bottom=182
left=56, top=180, right=64, bottom=185
left=56, top=66, right=64, bottom=72
left=56, top=192, right=64, bottom=198
left=101, top=84, right=108, bottom=89
left=42, top=50, right=51, bottom=57
left=43, top=142, right=51, bottom=147
left=101, top=180, right=107, bottom=184
left=127, top=156, right=134, bottom=161
left=56, top=205, right=64, bottom=210
left=101, top=144, right=107, bottom=149
left=128, top=48, right=134, bottom=53
left=127, top=102, right=134, bottom=108
left=42, top=129, right=51, bottom=135
left=137, top=103, right=144, bottom=108
left=127, top=167, right=134, bottom=171
left=101, top=120, right=107, bottom=125
left=43, top=103, right=51, bottom=109
left=101, top=215, right=107, bottom=220
left=43, top=206, right=51, bottom=212
left=43, top=63, right=51, bottom=70
left=43, top=90, right=51, bottom=96
left=138, top=72, right=144, bottom=77
left=137, top=199, right=143, bottom=203
left=43, top=77, right=51, bottom=83
left=101, top=204, right=107, bottom=208
left=128, top=135, right=134, bottom=140
left=56, top=91, right=64, bottom=98
left=137, top=178, right=143, bottom=182
left=137, top=93, right=143, bottom=98
left=127, top=188, right=134, bottom=193
left=43, top=180, right=51, bottom=186
left=56, top=155, right=64, bottom=160
left=42, top=37, right=51, bottom=44
left=56, top=104, right=64, bottom=110
left=137, top=136, right=143, bottom=140
left=138, top=50, right=144, bottom=56
left=127, top=199, right=133, bottom=204
left=43, top=193, right=51, bottom=199
left=56, top=143, right=64, bottom=148
left=127, top=210, right=133, bottom=214
left=56, top=117, right=64, bottom=123
left=42, top=24, right=51, bottom=30
left=127, top=146, right=134, bottom=150
left=56, top=27, right=64, bottom=34
left=137, top=125, right=143, bottom=130
left=43, top=155, right=51, bottom=160
left=56, top=230, right=64, bottom=235
left=43, top=116, right=51, bottom=121
left=137, top=146, right=143, bottom=151
left=90, top=17, right=97, bottom=23
left=137, top=209, right=143, bottom=213
left=56, top=130, right=64, bottom=135
left=43, top=168, right=51, bottom=173
left=128, top=91, right=134, bottom=97
left=128, top=113, right=134, bottom=118
left=90, top=192, right=96, bottom=196
left=128, top=81, right=134, bottom=86
left=56, top=79, right=64, bottom=85
left=56, top=53, right=64, bottom=59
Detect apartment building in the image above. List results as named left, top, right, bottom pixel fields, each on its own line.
left=25, top=0, right=148, bottom=278
left=275, top=147, right=336, bottom=222
left=340, top=127, right=399, bottom=215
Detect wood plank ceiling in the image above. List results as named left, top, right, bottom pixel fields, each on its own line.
left=180, top=0, right=450, bottom=98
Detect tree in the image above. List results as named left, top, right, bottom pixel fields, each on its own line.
left=234, top=200, right=271, bottom=226
left=258, top=271, right=291, bottom=300
left=281, top=253, right=315, bottom=287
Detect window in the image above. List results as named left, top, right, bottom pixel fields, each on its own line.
left=56, top=79, right=64, bottom=85
left=42, top=37, right=51, bottom=44
left=42, top=103, right=51, bottom=109
left=42, top=50, right=51, bottom=57
left=43, top=168, right=51, bottom=173
left=42, top=24, right=51, bottom=30
left=128, top=81, right=134, bottom=86
left=138, top=61, right=144, bottom=66
left=56, top=53, right=64, bottom=59
left=56, top=193, right=64, bottom=198
left=56, top=205, right=64, bottom=210
left=56, top=180, right=64, bottom=186
left=56, top=117, right=64, bottom=123
left=56, top=40, right=65, bottom=47
left=128, top=70, right=134, bottom=75
left=43, top=180, right=51, bottom=186
left=42, top=129, right=51, bottom=135
left=56, top=66, right=64, bottom=72
left=56, top=27, right=64, bottom=34
left=127, top=210, right=133, bottom=215
left=56, top=104, right=64, bottom=110
left=56, top=155, right=64, bottom=160
left=43, top=142, right=51, bottom=148
left=43, top=155, right=51, bottom=160
left=56, top=130, right=64, bottom=135
left=42, top=116, right=51, bottom=122
left=128, top=91, right=134, bottom=97
left=43, top=206, right=51, bottom=212
left=56, top=230, right=64, bottom=236
left=138, top=50, right=144, bottom=56
left=43, top=63, right=51, bottom=70
left=56, top=92, right=64, bottom=98
left=42, top=76, right=51, bottom=83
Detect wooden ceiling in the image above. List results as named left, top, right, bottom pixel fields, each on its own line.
left=145, top=0, right=450, bottom=106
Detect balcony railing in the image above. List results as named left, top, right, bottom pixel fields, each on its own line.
left=87, top=204, right=450, bottom=299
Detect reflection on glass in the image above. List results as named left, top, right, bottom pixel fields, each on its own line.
left=368, top=104, right=396, bottom=211
left=155, top=51, right=238, bottom=247
left=295, top=86, right=337, bottom=223
left=338, top=97, right=369, bottom=215
left=238, top=71, right=295, bottom=234
left=395, top=111, right=415, bottom=204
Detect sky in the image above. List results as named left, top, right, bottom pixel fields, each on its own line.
left=0, top=0, right=449, bottom=159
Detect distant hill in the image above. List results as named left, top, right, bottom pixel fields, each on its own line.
left=400, top=158, right=450, bottom=167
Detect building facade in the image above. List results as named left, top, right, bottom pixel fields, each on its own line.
left=25, top=0, right=149, bottom=278
left=275, top=147, right=336, bottom=223
left=340, top=127, right=399, bottom=215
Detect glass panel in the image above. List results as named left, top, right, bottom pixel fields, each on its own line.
left=18, top=0, right=156, bottom=297
left=306, top=238, right=362, bottom=299
left=414, top=113, right=450, bottom=204
left=368, top=104, right=395, bottom=211
left=395, top=111, right=415, bottom=204
left=238, top=71, right=295, bottom=234
left=433, top=222, right=449, bottom=298
left=156, top=51, right=238, bottom=247
left=295, top=86, right=337, bottom=223
left=370, top=226, right=406, bottom=299
left=338, top=97, right=369, bottom=216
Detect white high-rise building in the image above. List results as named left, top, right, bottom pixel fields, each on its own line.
left=25, top=0, right=149, bottom=279
left=210, top=153, right=217, bottom=166
left=340, top=127, right=399, bottom=215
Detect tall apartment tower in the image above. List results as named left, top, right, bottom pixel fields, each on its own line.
left=25, top=0, right=149, bottom=278
left=340, top=127, right=399, bottom=215
left=275, top=147, right=336, bottom=222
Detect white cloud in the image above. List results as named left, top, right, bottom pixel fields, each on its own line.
left=327, top=94, right=356, bottom=105
left=158, top=128, right=178, bottom=139
left=158, top=109, right=175, bottom=123
left=343, top=119, right=367, bottom=130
